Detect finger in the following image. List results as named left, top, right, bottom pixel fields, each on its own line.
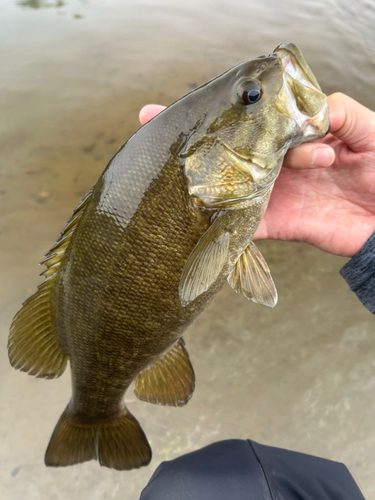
left=139, top=105, right=166, bottom=125
left=283, top=143, right=335, bottom=170
left=328, top=92, right=375, bottom=152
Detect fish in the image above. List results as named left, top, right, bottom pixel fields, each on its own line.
left=8, top=43, right=329, bottom=470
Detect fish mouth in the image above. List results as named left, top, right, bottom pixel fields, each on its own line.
left=275, top=42, right=322, bottom=93
left=274, top=43, right=329, bottom=144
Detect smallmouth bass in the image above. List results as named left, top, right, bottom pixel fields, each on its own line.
left=8, top=43, right=329, bottom=470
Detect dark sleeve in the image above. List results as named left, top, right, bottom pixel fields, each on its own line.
left=340, top=231, right=375, bottom=313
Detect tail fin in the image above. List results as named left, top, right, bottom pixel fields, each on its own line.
left=45, top=405, right=151, bottom=470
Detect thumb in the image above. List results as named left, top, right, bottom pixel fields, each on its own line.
left=283, top=142, right=335, bottom=170
left=328, top=93, right=375, bottom=152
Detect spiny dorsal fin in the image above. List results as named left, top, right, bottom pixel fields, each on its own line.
left=179, top=215, right=230, bottom=307
left=40, top=187, right=93, bottom=277
left=8, top=188, right=93, bottom=379
left=134, top=338, right=195, bottom=407
left=227, top=241, right=278, bottom=308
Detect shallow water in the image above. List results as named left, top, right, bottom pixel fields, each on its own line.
left=1, top=0, right=375, bottom=498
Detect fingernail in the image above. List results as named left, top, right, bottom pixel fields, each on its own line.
left=312, top=147, right=335, bottom=167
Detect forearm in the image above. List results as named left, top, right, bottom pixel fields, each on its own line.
left=340, top=231, right=375, bottom=313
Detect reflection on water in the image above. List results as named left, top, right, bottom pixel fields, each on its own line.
left=1, top=0, right=375, bottom=499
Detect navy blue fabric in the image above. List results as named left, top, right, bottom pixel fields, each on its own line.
left=340, top=231, right=375, bottom=313
left=140, top=440, right=272, bottom=500
left=139, top=439, right=365, bottom=499
left=250, top=441, right=365, bottom=500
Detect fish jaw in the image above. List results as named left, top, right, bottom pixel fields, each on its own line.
left=274, top=42, right=330, bottom=145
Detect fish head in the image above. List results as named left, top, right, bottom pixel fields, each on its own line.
left=180, top=43, right=329, bottom=209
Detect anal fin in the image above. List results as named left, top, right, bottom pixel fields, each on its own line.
left=228, top=241, right=278, bottom=308
left=134, top=339, right=195, bottom=407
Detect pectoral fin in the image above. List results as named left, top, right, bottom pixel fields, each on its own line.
left=179, top=216, right=230, bottom=306
left=134, top=339, right=195, bottom=407
left=228, top=241, right=277, bottom=308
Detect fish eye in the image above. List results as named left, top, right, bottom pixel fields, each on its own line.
left=240, top=82, right=262, bottom=105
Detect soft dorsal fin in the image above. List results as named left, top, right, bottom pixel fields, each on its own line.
left=8, top=278, right=68, bottom=378
left=134, top=338, right=195, bottom=407
left=227, top=241, right=278, bottom=308
left=8, top=188, right=93, bottom=378
left=179, top=215, right=230, bottom=307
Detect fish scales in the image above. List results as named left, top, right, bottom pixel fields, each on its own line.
left=59, top=152, right=210, bottom=418
left=8, top=43, right=330, bottom=470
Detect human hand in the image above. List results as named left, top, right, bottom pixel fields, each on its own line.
left=139, top=94, right=375, bottom=257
